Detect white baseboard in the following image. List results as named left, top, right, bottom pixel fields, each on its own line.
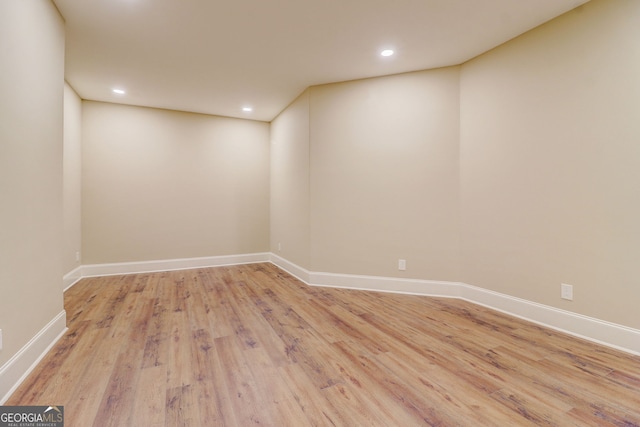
left=63, top=266, right=83, bottom=292
left=55, top=253, right=640, bottom=356
left=459, top=284, right=640, bottom=356
left=0, top=311, right=67, bottom=404
left=310, top=271, right=461, bottom=297
left=269, top=254, right=640, bottom=356
left=81, top=252, right=271, bottom=278
left=269, top=254, right=311, bottom=284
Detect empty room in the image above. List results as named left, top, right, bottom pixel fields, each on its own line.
left=1, top=0, right=639, bottom=425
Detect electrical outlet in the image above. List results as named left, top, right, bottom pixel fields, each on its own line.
left=75, top=251, right=80, bottom=262
left=0, top=329, right=3, bottom=351
left=561, top=283, right=573, bottom=301
left=398, top=259, right=406, bottom=271
left=278, top=243, right=282, bottom=251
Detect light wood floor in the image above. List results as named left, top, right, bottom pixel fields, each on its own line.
left=7, top=263, right=640, bottom=426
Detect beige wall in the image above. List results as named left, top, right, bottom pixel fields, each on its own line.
left=82, top=102, right=270, bottom=264
left=270, top=0, right=639, bottom=330
left=0, top=0, right=65, bottom=365
left=63, top=83, right=83, bottom=277
left=460, top=0, right=640, bottom=328
left=270, top=90, right=311, bottom=269
left=309, top=69, right=461, bottom=279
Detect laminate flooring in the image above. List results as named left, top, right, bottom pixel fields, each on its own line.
left=7, top=263, right=640, bottom=426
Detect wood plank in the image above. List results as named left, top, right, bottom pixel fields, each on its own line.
left=214, top=335, right=276, bottom=426
left=6, top=263, right=640, bottom=426
left=91, top=295, right=154, bottom=427
left=165, top=385, right=197, bottom=427
left=278, top=363, right=347, bottom=426
left=129, top=364, right=166, bottom=427
left=243, top=345, right=311, bottom=425
left=331, top=339, right=463, bottom=426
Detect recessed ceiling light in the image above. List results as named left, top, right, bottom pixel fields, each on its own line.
left=380, top=49, right=394, bottom=57
left=112, top=88, right=126, bottom=95
left=242, top=106, right=253, bottom=112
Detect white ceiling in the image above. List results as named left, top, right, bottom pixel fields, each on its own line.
left=54, top=0, right=589, bottom=122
